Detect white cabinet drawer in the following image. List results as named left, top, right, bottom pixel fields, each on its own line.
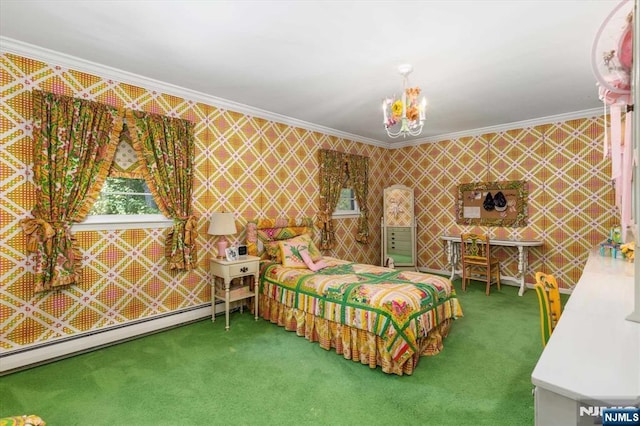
left=209, top=255, right=260, bottom=282
left=228, top=261, right=258, bottom=277
left=388, top=234, right=411, bottom=243
left=387, top=227, right=411, bottom=235
left=389, top=241, right=412, bottom=250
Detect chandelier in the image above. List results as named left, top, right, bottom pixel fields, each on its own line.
left=382, top=64, right=427, bottom=138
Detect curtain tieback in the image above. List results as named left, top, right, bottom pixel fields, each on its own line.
left=172, top=216, right=198, bottom=246
left=183, top=215, right=198, bottom=246
left=20, top=218, right=57, bottom=255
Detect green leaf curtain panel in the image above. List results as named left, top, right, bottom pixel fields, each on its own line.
left=316, top=149, right=369, bottom=249
left=125, top=110, right=198, bottom=271
left=21, top=90, right=123, bottom=292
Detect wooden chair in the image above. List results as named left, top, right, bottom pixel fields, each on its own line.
left=535, top=272, right=562, bottom=330
left=460, top=233, right=501, bottom=296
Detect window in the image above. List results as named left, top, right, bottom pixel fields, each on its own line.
left=73, top=177, right=170, bottom=231
left=333, top=187, right=360, bottom=218
left=90, top=177, right=160, bottom=215
left=71, top=122, right=172, bottom=230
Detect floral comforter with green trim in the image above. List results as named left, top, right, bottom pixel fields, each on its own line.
left=260, top=257, right=463, bottom=364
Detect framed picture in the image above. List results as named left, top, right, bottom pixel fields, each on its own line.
left=225, top=247, right=238, bottom=262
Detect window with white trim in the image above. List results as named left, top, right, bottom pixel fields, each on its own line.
left=333, top=187, right=360, bottom=218
left=72, top=126, right=170, bottom=231
left=90, top=177, right=160, bottom=215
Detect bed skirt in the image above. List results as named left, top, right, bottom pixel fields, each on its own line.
left=259, top=294, right=453, bottom=376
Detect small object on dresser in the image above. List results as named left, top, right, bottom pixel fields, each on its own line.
left=599, top=241, right=620, bottom=258
left=620, top=242, right=635, bottom=262
left=237, top=244, right=247, bottom=257
left=225, top=246, right=238, bottom=262
left=609, top=225, right=623, bottom=244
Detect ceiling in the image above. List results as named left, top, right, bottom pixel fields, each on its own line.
left=0, top=0, right=620, bottom=145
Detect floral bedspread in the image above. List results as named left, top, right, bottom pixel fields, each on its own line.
left=260, top=257, right=463, bottom=365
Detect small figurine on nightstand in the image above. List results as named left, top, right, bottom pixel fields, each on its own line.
left=600, top=225, right=622, bottom=258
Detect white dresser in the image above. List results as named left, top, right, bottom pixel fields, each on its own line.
left=531, top=249, right=639, bottom=425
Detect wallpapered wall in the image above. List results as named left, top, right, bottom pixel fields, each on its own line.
left=0, top=53, right=386, bottom=350
left=388, top=122, right=615, bottom=288
left=1, top=52, right=614, bottom=352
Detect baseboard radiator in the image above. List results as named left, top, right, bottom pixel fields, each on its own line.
left=0, top=302, right=226, bottom=375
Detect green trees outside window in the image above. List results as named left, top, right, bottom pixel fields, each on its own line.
left=89, top=178, right=161, bottom=215
left=336, top=188, right=358, bottom=212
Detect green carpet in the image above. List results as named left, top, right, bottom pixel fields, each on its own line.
left=1, top=280, right=545, bottom=425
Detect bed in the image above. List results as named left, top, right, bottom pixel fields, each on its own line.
left=246, top=217, right=463, bottom=375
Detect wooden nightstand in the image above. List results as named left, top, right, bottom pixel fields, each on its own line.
left=209, top=255, right=260, bottom=330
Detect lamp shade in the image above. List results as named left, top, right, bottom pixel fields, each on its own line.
left=207, top=212, right=237, bottom=236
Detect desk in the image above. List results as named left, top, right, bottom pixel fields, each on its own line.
left=441, top=235, right=543, bottom=296
left=531, top=249, right=638, bottom=425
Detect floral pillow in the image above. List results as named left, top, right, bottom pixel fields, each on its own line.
left=264, top=241, right=282, bottom=262
left=287, top=233, right=322, bottom=261
left=279, top=241, right=309, bottom=269
left=264, top=233, right=322, bottom=263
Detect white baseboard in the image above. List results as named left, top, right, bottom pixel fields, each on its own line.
left=416, top=267, right=572, bottom=294
left=0, top=303, right=221, bottom=374
left=417, top=267, right=450, bottom=276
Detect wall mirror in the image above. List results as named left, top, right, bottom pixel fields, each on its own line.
left=456, top=180, right=528, bottom=227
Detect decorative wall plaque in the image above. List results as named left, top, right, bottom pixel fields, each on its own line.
left=456, top=180, right=528, bottom=227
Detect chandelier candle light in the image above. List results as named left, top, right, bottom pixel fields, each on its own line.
left=382, top=64, right=427, bottom=138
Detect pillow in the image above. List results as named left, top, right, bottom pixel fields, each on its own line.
left=279, top=241, right=309, bottom=269
left=263, top=233, right=322, bottom=263
left=287, top=233, right=322, bottom=262
left=264, top=241, right=282, bottom=262
left=299, top=247, right=328, bottom=271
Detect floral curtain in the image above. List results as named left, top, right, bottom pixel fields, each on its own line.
left=21, top=90, right=123, bottom=292
left=316, top=149, right=347, bottom=250
left=317, top=150, right=370, bottom=249
left=125, top=110, right=198, bottom=270
left=348, top=153, right=369, bottom=243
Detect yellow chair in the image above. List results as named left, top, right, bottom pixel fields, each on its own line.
left=535, top=272, right=562, bottom=330
left=460, top=233, right=501, bottom=296
left=534, top=281, right=553, bottom=347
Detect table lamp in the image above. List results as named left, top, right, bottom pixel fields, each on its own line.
left=208, top=212, right=237, bottom=258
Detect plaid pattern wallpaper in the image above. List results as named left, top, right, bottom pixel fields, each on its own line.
left=0, top=53, right=386, bottom=349
left=1, top=51, right=614, bottom=351
left=388, top=121, right=615, bottom=290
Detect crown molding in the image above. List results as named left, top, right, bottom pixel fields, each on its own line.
left=0, top=36, right=389, bottom=149
left=2, top=36, right=603, bottom=151
left=389, top=108, right=604, bottom=149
